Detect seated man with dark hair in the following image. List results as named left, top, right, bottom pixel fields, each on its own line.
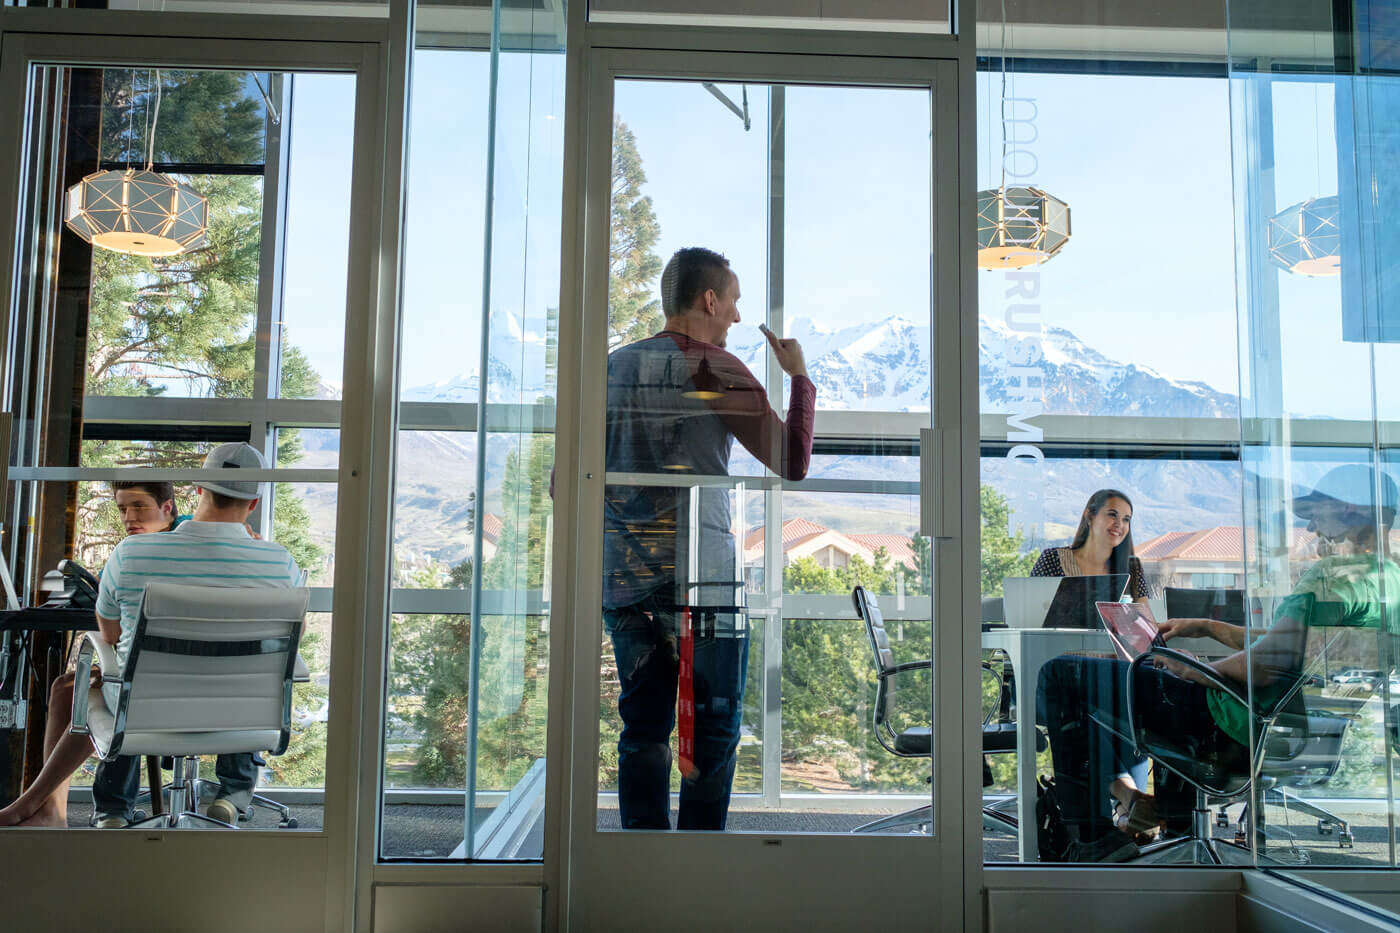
left=0, top=443, right=302, bottom=828
left=112, top=480, right=184, bottom=536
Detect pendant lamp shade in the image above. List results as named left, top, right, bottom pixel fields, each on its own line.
left=64, top=168, right=208, bottom=257
left=1267, top=195, right=1340, bottom=277
left=977, top=185, right=1071, bottom=270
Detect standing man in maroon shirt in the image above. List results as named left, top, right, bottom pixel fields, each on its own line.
left=602, top=247, right=815, bottom=830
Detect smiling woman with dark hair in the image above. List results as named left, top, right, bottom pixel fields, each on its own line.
left=1031, top=488, right=1152, bottom=606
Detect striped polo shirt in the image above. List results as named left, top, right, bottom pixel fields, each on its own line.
left=96, top=520, right=303, bottom=670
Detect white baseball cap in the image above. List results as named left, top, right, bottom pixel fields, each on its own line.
left=199, top=442, right=267, bottom=501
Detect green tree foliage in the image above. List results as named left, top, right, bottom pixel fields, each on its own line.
left=391, top=440, right=555, bottom=790
left=980, top=484, right=1037, bottom=598
left=608, top=117, right=663, bottom=349
left=774, top=486, right=1039, bottom=792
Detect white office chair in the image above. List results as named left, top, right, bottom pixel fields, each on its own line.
left=70, top=581, right=309, bottom=829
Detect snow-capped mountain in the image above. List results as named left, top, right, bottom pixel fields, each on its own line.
left=332, top=311, right=1245, bottom=567
left=402, top=311, right=1238, bottom=420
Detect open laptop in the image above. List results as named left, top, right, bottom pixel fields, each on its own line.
left=1042, top=573, right=1131, bottom=629
left=1003, top=577, right=1062, bottom=629
left=1003, top=574, right=1130, bottom=629
left=1097, top=601, right=1196, bottom=663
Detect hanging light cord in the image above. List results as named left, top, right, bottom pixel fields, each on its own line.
left=999, top=0, right=1009, bottom=193
left=125, top=68, right=136, bottom=169
left=146, top=69, right=162, bottom=170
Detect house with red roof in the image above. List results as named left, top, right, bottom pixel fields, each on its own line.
left=742, top=518, right=917, bottom=572
left=1135, top=526, right=1318, bottom=589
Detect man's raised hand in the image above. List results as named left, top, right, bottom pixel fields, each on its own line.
left=759, top=323, right=808, bottom=378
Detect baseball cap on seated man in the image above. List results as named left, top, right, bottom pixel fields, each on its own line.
left=199, top=442, right=268, bottom=501
left=1293, top=464, right=1400, bottom=522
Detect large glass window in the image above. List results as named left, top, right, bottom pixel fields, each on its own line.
left=975, top=64, right=1245, bottom=864
left=3, top=64, right=354, bottom=831
left=378, top=28, right=564, bottom=858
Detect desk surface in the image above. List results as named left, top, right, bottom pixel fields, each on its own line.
left=0, top=606, right=98, bottom=633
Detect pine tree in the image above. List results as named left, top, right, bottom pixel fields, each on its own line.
left=608, top=117, right=663, bottom=348
left=979, top=484, right=1037, bottom=598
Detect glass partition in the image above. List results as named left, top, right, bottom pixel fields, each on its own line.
left=1226, top=0, right=1400, bottom=901
left=377, top=9, right=565, bottom=857
left=1, top=63, right=354, bottom=830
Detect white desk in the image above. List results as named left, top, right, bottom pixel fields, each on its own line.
left=981, top=627, right=1230, bottom=862
left=981, top=627, right=1109, bottom=862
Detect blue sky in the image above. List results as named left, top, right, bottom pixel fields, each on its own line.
left=279, top=58, right=1361, bottom=417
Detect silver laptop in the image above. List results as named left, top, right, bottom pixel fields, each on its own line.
left=1002, top=577, right=1062, bottom=629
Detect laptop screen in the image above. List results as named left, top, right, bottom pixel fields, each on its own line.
left=1042, top=573, right=1131, bottom=629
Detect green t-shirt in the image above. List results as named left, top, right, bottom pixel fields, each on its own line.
left=1207, top=554, right=1400, bottom=748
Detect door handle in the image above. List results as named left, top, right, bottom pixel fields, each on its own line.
left=920, top=427, right=955, bottom=541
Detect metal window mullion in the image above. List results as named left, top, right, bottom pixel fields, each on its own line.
left=253, top=71, right=291, bottom=407
left=251, top=73, right=293, bottom=537
left=464, top=0, right=506, bottom=863
left=10, top=65, right=60, bottom=594
left=761, top=83, right=784, bottom=811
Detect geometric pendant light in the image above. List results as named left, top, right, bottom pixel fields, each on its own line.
left=63, top=70, right=208, bottom=258
left=64, top=168, right=208, bottom=257
left=977, top=5, right=1072, bottom=272
left=976, top=185, right=1072, bottom=269
left=1267, top=194, right=1340, bottom=277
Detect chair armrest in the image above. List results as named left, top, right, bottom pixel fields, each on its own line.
left=88, top=632, right=122, bottom=681
left=70, top=636, right=96, bottom=735
left=70, top=633, right=121, bottom=737
left=887, top=659, right=931, bottom=677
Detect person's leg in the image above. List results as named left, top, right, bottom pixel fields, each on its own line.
left=605, top=603, right=678, bottom=830
left=9, top=673, right=87, bottom=826
left=213, top=754, right=258, bottom=813
left=676, top=619, right=749, bottom=831
left=0, top=684, right=93, bottom=827
left=1038, top=655, right=1144, bottom=841
left=91, top=756, right=141, bottom=823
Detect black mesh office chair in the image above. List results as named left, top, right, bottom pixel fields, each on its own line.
left=852, top=585, right=1039, bottom=834
left=1090, top=593, right=1338, bottom=864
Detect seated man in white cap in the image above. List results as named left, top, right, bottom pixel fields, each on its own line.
left=0, top=443, right=303, bottom=828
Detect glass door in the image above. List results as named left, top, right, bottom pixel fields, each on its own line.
left=559, top=48, right=972, bottom=927
left=0, top=25, right=391, bottom=929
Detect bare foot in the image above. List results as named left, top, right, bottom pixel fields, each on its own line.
left=0, top=803, right=32, bottom=826
left=15, top=800, right=67, bottom=828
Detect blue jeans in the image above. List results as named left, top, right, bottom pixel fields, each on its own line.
left=604, top=597, right=749, bottom=830
left=1036, top=656, right=1177, bottom=840
left=92, top=753, right=259, bottom=821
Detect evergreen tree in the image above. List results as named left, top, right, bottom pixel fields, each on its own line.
left=608, top=117, right=663, bottom=348
left=980, top=484, right=1037, bottom=598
